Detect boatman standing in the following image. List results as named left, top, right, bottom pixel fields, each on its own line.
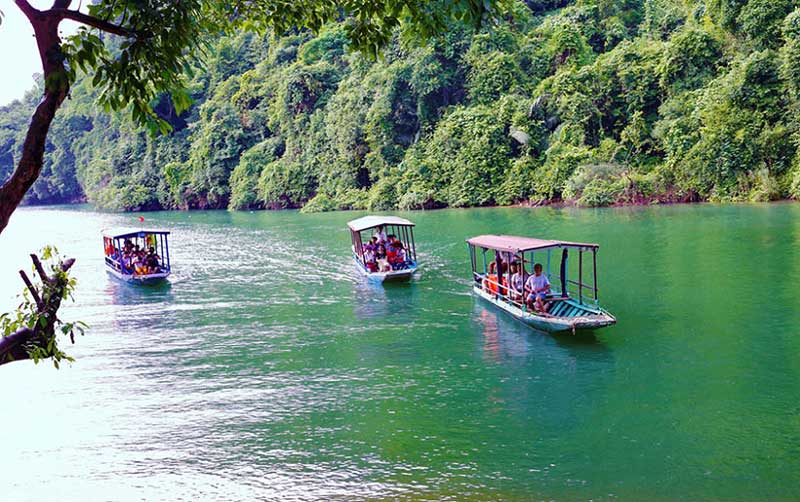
left=374, top=225, right=388, bottom=243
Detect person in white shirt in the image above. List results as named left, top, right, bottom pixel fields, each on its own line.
left=375, top=227, right=388, bottom=244
left=509, top=263, right=525, bottom=304
left=525, top=263, right=551, bottom=312
left=363, top=248, right=376, bottom=271
left=374, top=226, right=388, bottom=243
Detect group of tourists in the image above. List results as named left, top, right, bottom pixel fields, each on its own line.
left=362, top=225, right=410, bottom=272
left=112, top=239, right=162, bottom=276
left=482, top=254, right=552, bottom=313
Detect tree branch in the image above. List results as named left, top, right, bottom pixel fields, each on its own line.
left=61, top=258, right=76, bottom=272
left=30, top=253, right=50, bottom=284
left=0, top=328, right=36, bottom=364
left=19, top=270, right=43, bottom=310
left=48, top=8, right=133, bottom=37
left=52, top=0, right=72, bottom=9
left=1, top=254, right=76, bottom=366
left=14, top=0, right=38, bottom=20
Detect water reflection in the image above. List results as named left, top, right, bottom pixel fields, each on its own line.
left=105, top=275, right=174, bottom=306
left=471, top=300, right=614, bottom=437
left=474, top=304, right=530, bottom=363
left=351, top=275, right=420, bottom=321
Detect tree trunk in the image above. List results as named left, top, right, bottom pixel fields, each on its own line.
left=0, top=4, right=69, bottom=236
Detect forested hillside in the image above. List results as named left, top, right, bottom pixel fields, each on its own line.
left=3, top=0, right=800, bottom=211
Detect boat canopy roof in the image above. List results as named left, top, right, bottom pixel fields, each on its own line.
left=347, top=215, right=415, bottom=232
left=102, top=228, right=170, bottom=239
left=466, top=234, right=598, bottom=252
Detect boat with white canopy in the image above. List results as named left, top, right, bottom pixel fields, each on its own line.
left=347, top=216, right=418, bottom=283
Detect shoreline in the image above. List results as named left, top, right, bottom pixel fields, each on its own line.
left=18, top=197, right=800, bottom=214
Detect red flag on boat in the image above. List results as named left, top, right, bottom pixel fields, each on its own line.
left=139, top=216, right=145, bottom=223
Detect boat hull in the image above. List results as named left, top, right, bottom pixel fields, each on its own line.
left=354, top=255, right=418, bottom=283
left=473, top=286, right=615, bottom=333
left=106, top=266, right=170, bottom=285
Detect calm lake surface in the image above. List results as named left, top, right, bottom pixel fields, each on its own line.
left=1, top=203, right=799, bottom=501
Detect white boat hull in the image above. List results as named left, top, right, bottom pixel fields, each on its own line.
left=473, top=286, right=615, bottom=333
left=106, top=265, right=170, bottom=285
left=354, top=256, right=418, bottom=283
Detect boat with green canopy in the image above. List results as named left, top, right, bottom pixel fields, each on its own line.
left=466, top=234, right=616, bottom=333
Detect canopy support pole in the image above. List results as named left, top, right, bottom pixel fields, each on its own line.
left=579, top=249, right=583, bottom=305
left=593, top=249, right=598, bottom=302
left=469, top=244, right=477, bottom=283
left=546, top=249, right=551, bottom=281
left=410, top=227, right=417, bottom=262
left=494, top=252, right=503, bottom=299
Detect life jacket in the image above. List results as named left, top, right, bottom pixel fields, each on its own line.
left=484, top=274, right=510, bottom=296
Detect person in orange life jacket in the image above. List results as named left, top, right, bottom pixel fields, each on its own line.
left=483, top=257, right=507, bottom=295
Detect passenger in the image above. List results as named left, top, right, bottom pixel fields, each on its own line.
left=146, top=246, right=161, bottom=273
left=509, top=263, right=525, bottom=304
left=488, top=254, right=505, bottom=275
left=525, top=263, right=551, bottom=313
left=374, top=226, right=388, bottom=243
left=133, top=253, right=146, bottom=275
left=364, top=247, right=377, bottom=272
left=375, top=244, right=391, bottom=272
left=386, top=236, right=398, bottom=265
left=394, top=242, right=407, bottom=269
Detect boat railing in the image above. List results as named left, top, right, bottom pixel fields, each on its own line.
left=106, top=255, right=169, bottom=276
left=475, top=272, right=576, bottom=311
left=563, top=279, right=598, bottom=305
left=105, top=256, right=122, bottom=271
left=472, top=271, right=527, bottom=309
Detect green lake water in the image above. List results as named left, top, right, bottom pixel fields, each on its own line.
left=1, top=203, right=799, bottom=501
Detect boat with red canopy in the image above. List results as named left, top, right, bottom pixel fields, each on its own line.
left=466, top=234, right=616, bottom=333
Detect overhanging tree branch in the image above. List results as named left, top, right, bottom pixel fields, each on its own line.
left=0, top=254, right=77, bottom=366
left=48, top=8, right=133, bottom=37
left=19, top=270, right=43, bottom=310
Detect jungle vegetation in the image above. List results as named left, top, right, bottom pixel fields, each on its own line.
left=4, top=0, right=800, bottom=214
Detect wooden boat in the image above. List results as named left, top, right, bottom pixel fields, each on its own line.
left=466, top=235, right=616, bottom=333
left=102, top=228, right=172, bottom=285
left=347, top=216, right=419, bottom=283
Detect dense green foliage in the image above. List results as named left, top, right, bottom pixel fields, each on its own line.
left=4, top=0, right=800, bottom=210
